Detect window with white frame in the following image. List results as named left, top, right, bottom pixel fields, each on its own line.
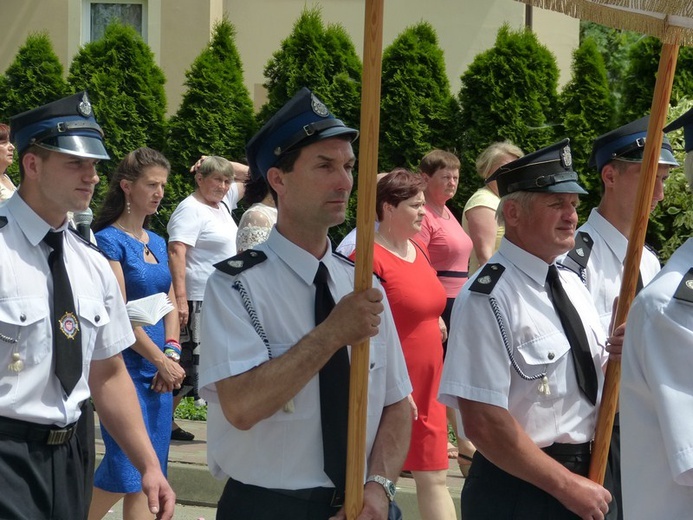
left=83, top=0, right=148, bottom=42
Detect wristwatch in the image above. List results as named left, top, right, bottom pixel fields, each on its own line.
left=365, top=474, right=396, bottom=502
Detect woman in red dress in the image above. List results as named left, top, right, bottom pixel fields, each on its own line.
left=355, top=169, right=456, bottom=520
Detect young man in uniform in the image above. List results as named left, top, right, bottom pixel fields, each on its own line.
left=439, top=139, right=615, bottom=519
left=620, top=106, right=693, bottom=519
left=559, top=116, right=678, bottom=519
left=0, top=92, right=175, bottom=519
left=199, top=88, right=412, bottom=520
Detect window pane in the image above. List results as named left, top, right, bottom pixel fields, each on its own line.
left=90, top=4, right=143, bottom=41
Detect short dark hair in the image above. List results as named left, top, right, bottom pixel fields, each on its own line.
left=418, top=149, right=460, bottom=176
left=376, top=169, right=427, bottom=221
left=0, top=123, right=9, bottom=142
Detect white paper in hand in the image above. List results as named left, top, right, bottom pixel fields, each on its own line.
left=126, top=293, right=174, bottom=327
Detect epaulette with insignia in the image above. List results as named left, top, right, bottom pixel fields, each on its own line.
left=0, top=216, right=7, bottom=229
left=468, top=263, right=505, bottom=294
left=567, top=231, right=593, bottom=270
left=68, top=226, right=104, bottom=255
left=673, top=268, right=693, bottom=304
left=214, top=249, right=267, bottom=276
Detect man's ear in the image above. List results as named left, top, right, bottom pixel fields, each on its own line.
left=21, top=153, right=41, bottom=181
left=503, top=199, right=521, bottom=227
left=266, top=167, right=285, bottom=197
left=601, top=163, right=617, bottom=189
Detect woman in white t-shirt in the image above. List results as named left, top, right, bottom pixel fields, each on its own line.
left=167, top=156, right=239, bottom=440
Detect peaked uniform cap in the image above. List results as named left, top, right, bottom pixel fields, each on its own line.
left=10, top=91, right=109, bottom=160
left=589, top=115, right=678, bottom=171
left=246, top=87, right=359, bottom=180
left=488, top=139, right=587, bottom=197
left=664, top=107, right=693, bottom=153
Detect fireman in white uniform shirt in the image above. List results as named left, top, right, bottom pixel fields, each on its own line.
left=560, top=116, right=677, bottom=332
left=439, top=139, right=616, bottom=519
left=199, top=88, right=412, bottom=520
left=0, top=92, right=174, bottom=519
left=620, top=106, right=693, bottom=519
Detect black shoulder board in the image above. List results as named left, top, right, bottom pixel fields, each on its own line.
left=468, top=263, right=505, bottom=294
left=214, top=249, right=267, bottom=276
left=566, top=231, right=593, bottom=270
left=673, top=268, right=693, bottom=304
left=0, top=216, right=7, bottom=229
left=68, top=226, right=103, bottom=254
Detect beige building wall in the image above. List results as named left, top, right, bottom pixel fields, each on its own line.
left=0, top=0, right=578, bottom=115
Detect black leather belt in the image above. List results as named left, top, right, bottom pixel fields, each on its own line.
left=269, top=486, right=344, bottom=508
left=0, top=415, right=77, bottom=445
left=542, top=441, right=592, bottom=457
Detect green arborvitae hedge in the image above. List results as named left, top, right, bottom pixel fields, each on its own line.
left=456, top=25, right=560, bottom=217
left=162, top=16, right=256, bottom=235
left=378, top=22, right=458, bottom=173
left=67, top=21, right=167, bottom=206
left=560, top=37, right=616, bottom=219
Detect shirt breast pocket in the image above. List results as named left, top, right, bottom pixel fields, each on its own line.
left=0, top=297, right=50, bottom=365
left=77, top=297, right=111, bottom=361
left=515, top=334, right=571, bottom=399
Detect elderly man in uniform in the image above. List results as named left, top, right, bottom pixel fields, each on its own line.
left=199, top=87, right=412, bottom=520
left=0, top=92, right=175, bottom=519
left=620, top=107, right=693, bottom=519
left=439, top=139, right=616, bottom=520
left=559, top=116, right=678, bottom=520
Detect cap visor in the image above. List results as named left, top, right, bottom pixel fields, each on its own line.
left=317, top=126, right=359, bottom=143
left=39, top=135, right=110, bottom=160
left=538, top=181, right=588, bottom=196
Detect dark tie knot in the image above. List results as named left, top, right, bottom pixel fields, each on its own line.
left=43, top=230, right=64, bottom=254
left=546, top=264, right=560, bottom=285
left=314, top=262, right=329, bottom=285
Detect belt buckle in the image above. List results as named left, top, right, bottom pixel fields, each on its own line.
left=46, top=427, right=72, bottom=445
left=329, top=489, right=344, bottom=508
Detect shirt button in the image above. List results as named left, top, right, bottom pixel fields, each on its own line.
left=20, top=313, right=26, bottom=322
left=95, top=315, right=101, bottom=323
left=548, top=352, right=555, bottom=360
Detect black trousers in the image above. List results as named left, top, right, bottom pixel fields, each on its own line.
left=605, top=413, right=622, bottom=520
left=217, top=478, right=403, bottom=520
left=0, top=430, right=86, bottom=519
left=76, top=399, right=95, bottom=520
left=461, top=448, right=618, bottom=520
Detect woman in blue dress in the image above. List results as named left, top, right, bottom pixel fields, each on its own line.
left=89, top=147, right=185, bottom=519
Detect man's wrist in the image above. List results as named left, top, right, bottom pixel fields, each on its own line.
left=365, top=474, right=396, bottom=502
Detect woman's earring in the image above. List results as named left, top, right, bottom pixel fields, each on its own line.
left=126, top=200, right=131, bottom=214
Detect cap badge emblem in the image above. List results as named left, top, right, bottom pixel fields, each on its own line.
left=311, top=94, right=329, bottom=117
left=229, top=260, right=244, bottom=268
left=575, top=247, right=585, bottom=257
left=561, top=146, right=572, bottom=168
left=78, top=93, right=92, bottom=117
left=59, top=312, right=80, bottom=340
left=478, top=275, right=491, bottom=285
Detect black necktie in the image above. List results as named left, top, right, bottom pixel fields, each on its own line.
left=44, top=231, right=82, bottom=396
left=314, top=262, right=350, bottom=497
left=546, top=265, right=598, bottom=405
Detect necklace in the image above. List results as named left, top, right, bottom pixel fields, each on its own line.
left=376, top=231, right=409, bottom=258
left=115, top=222, right=152, bottom=257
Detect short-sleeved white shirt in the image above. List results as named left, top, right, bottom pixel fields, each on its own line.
left=559, top=208, right=660, bottom=332
left=620, top=238, right=693, bottom=520
left=167, top=194, right=237, bottom=300
left=0, top=193, right=134, bottom=426
left=199, top=228, right=412, bottom=488
left=439, top=238, right=607, bottom=446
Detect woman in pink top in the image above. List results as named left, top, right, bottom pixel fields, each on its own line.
left=415, top=149, right=475, bottom=474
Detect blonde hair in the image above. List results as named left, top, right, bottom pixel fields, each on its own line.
left=476, top=141, right=524, bottom=181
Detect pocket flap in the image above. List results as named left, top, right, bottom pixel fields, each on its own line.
left=0, top=297, right=47, bottom=326
left=78, top=297, right=110, bottom=327
left=516, top=335, right=570, bottom=366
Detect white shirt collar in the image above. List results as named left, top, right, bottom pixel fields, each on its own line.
left=587, top=208, right=628, bottom=262
left=498, top=236, right=551, bottom=287
left=264, top=227, right=335, bottom=286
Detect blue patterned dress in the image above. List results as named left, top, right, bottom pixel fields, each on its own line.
left=93, top=225, right=172, bottom=493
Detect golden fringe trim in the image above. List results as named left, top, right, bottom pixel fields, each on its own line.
left=517, top=0, right=693, bottom=46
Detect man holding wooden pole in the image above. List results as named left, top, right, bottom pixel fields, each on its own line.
left=439, top=139, right=618, bottom=520
left=199, top=87, right=412, bottom=520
